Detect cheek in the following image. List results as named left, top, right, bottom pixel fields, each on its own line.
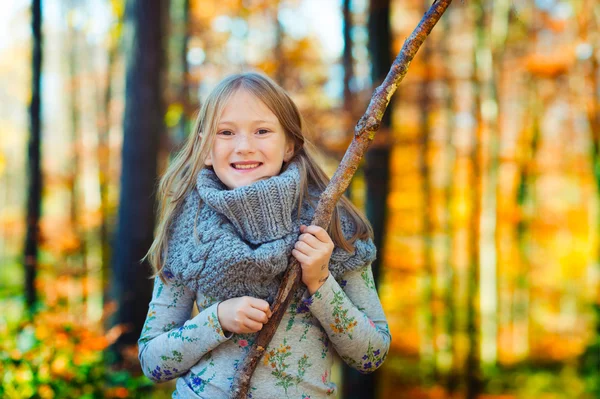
left=269, top=139, right=289, bottom=159
left=210, top=143, right=228, bottom=161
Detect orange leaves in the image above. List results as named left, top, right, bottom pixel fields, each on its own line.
left=524, top=45, right=574, bottom=78
left=39, top=217, right=81, bottom=256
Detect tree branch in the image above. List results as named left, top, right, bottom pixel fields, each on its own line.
left=230, top=0, right=453, bottom=396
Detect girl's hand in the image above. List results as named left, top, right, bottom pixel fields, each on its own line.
left=217, top=296, right=272, bottom=334
left=292, top=224, right=334, bottom=295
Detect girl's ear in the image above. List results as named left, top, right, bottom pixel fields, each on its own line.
left=199, top=132, right=213, bottom=166
left=204, top=153, right=213, bottom=166
left=283, top=141, right=294, bottom=162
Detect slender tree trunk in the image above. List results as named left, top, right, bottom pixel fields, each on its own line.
left=343, top=0, right=392, bottom=397
left=24, top=0, right=43, bottom=314
left=109, top=0, right=167, bottom=363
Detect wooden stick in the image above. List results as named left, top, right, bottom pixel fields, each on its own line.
left=230, top=0, right=453, bottom=396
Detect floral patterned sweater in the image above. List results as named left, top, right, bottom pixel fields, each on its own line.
left=138, top=263, right=390, bottom=399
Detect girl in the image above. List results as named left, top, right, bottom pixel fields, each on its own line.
left=139, top=72, right=390, bottom=398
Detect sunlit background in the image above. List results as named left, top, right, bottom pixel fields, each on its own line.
left=1, top=0, right=599, bottom=398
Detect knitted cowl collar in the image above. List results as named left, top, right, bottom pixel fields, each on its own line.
left=164, top=158, right=377, bottom=303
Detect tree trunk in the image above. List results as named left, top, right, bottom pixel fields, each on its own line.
left=231, top=1, right=454, bottom=396
left=24, top=0, right=43, bottom=314
left=109, top=0, right=167, bottom=364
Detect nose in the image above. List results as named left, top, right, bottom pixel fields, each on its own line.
left=234, top=133, right=256, bottom=154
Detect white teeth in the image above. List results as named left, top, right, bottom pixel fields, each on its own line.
left=233, top=163, right=260, bottom=169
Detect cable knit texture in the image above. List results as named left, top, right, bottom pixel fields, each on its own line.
left=164, top=159, right=377, bottom=303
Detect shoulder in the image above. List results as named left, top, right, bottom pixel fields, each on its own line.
left=339, top=262, right=374, bottom=286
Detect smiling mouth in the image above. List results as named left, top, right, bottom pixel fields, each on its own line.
left=231, top=162, right=262, bottom=170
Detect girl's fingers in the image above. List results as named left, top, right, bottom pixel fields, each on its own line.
left=292, top=248, right=310, bottom=263
left=298, top=233, right=321, bottom=250
left=242, top=319, right=264, bottom=332
left=302, top=225, right=332, bottom=244
left=246, top=307, right=269, bottom=324
left=248, top=297, right=270, bottom=311
left=294, top=240, right=317, bottom=255
left=246, top=297, right=272, bottom=318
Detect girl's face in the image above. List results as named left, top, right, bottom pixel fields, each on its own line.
left=205, top=89, right=295, bottom=189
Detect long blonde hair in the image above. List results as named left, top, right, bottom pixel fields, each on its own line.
left=144, top=72, right=374, bottom=282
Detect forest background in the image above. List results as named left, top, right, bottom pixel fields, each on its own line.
left=1, top=0, right=600, bottom=398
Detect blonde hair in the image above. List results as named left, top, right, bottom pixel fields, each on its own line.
left=144, top=72, right=374, bottom=282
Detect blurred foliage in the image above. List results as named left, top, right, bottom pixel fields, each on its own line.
left=0, top=298, right=161, bottom=399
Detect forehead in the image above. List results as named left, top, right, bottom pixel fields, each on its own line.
left=218, top=88, right=279, bottom=124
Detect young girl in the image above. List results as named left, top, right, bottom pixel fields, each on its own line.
left=138, top=72, right=390, bottom=398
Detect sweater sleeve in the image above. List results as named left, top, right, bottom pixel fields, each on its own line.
left=304, top=263, right=391, bottom=374
left=138, top=272, right=232, bottom=383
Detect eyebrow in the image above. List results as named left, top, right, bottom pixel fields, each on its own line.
left=218, top=119, right=277, bottom=125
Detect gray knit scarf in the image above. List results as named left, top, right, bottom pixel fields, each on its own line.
left=164, top=159, right=377, bottom=303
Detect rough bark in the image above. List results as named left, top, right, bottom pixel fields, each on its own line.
left=230, top=0, right=454, bottom=396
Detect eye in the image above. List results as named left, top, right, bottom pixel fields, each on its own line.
left=257, top=129, right=270, bottom=135
left=218, top=130, right=233, bottom=136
